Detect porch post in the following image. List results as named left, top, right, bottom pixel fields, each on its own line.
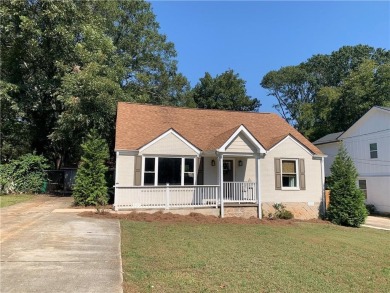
left=114, top=151, right=119, bottom=211
left=255, top=153, right=262, bottom=219
left=218, top=154, right=224, bottom=218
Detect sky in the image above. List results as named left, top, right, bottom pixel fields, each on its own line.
left=150, top=1, right=390, bottom=113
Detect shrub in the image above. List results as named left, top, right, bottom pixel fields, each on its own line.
left=73, top=130, right=109, bottom=212
left=327, top=143, right=368, bottom=227
left=0, top=154, right=49, bottom=194
left=272, top=203, right=294, bottom=220
left=365, top=204, right=377, bottom=215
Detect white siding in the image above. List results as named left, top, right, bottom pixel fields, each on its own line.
left=261, top=137, right=322, bottom=203
left=341, top=109, right=390, bottom=212
left=361, top=176, right=390, bottom=213
left=226, top=133, right=257, bottom=153
left=316, top=142, right=340, bottom=177
left=116, top=154, right=134, bottom=186
left=203, top=157, right=218, bottom=185
left=140, top=132, right=198, bottom=156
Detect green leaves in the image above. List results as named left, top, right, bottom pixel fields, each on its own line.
left=190, top=70, right=260, bottom=111
left=261, top=45, right=390, bottom=141
left=1, top=0, right=190, bottom=166
left=72, top=130, right=109, bottom=209
left=0, top=154, right=49, bottom=194
left=327, top=144, right=368, bottom=227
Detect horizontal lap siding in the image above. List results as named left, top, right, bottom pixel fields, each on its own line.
left=140, top=132, right=198, bottom=156
left=116, top=154, right=134, bottom=186
left=226, top=133, right=257, bottom=153
left=261, top=137, right=322, bottom=203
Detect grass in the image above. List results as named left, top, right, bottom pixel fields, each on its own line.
left=0, top=194, right=35, bottom=208
left=121, top=220, right=390, bottom=293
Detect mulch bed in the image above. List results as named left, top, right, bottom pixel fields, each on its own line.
left=79, top=210, right=329, bottom=226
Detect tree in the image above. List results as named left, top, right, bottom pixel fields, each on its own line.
left=261, top=45, right=390, bottom=140
left=1, top=0, right=190, bottom=167
left=190, top=70, right=260, bottom=111
left=0, top=154, right=49, bottom=194
left=327, top=144, right=368, bottom=227
left=72, top=131, right=109, bottom=211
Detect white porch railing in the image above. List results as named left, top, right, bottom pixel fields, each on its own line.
left=223, top=182, right=256, bottom=203
left=114, top=185, right=219, bottom=210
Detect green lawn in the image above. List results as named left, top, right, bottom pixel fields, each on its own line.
left=121, top=220, right=390, bottom=293
left=0, top=194, right=34, bottom=208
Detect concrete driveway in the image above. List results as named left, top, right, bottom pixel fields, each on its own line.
left=0, top=196, right=122, bottom=293
left=362, top=215, right=390, bottom=231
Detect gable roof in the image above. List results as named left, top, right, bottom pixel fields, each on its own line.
left=339, top=106, right=390, bottom=140
left=115, top=103, right=322, bottom=155
left=313, top=131, right=344, bottom=145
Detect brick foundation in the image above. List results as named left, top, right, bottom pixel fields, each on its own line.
left=224, top=206, right=258, bottom=218
left=262, top=202, right=320, bottom=220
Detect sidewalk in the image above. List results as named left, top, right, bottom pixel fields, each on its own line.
left=362, top=215, right=390, bottom=231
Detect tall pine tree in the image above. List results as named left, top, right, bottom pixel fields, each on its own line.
left=327, top=143, right=368, bottom=227
left=73, top=131, right=109, bottom=211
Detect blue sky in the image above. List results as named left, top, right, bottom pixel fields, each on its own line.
left=151, top=1, right=390, bottom=113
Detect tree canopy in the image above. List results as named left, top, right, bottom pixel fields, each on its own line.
left=1, top=0, right=190, bottom=167
left=261, top=45, right=390, bottom=140
left=189, top=70, right=260, bottom=111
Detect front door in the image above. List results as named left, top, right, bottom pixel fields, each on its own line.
left=223, top=160, right=234, bottom=182
left=223, top=160, right=234, bottom=200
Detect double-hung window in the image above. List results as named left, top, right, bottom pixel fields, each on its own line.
left=275, top=158, right=305, bottom=190
left=143, top=157, right=195, bottom=186
left=358, top=180, right=367, bottom=199
left=281, top=159, right=298, bottom=188
left=144, top=158, right=156, bottom=185
left=184, top=158, right=195, bottom=185
left=369, top=143, right=378, bottom=159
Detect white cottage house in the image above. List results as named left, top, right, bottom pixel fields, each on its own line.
left=114, top=103, right=326, bottom=219
left=314, top=106, right=390, bottom=213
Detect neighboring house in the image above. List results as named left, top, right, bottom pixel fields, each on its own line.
left=314, top=106, right=390, bottom=213
left=114, top=102, right=325, bottom=219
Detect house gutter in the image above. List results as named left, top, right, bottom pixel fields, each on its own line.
left=313, top=154, right=327, bottom=216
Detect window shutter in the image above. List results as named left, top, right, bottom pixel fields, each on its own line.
left=299, top=158, right=306, bottom=190
left=197, top=157, right=204, bottom=185
left=274, top=158, right=281, bottom=190
left=134, top=156, right=142, bottom=186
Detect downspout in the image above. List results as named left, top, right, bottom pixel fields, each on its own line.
left=114, top=151, right=119, bottom=211
left=256, top=153, right=262, bottom=219
left=321, top=156, right=326, bottom=217
left=217, top=152, right=224, bottom=218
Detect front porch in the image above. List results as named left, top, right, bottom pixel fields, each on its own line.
left=114, top=182, right=258, bottom=211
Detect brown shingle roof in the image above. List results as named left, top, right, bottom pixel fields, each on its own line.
left=115, top=102, right=322, bottom=155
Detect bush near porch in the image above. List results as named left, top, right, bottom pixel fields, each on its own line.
left=121, top=220, right=390, bottom=293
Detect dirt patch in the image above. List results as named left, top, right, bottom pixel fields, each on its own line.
left=79, top=210, right=329, bottom=226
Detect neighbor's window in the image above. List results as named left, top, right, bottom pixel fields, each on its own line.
left=358, top=180, right=367, bottom=199
left=370, top=143, right=378, bottom=159
left=281, top=160, right=298, bottom=188
left=184, top=158, right=194, bottom=185
left=144, top=158, right=155, bottom=185
left=158, top=158, right=181, bottom=185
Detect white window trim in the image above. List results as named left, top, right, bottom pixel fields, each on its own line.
left=369, top=143, right=378, bottom=159
left=280, top=158, right=300, bottom=191
left=141, top=156, right=197, bottom=186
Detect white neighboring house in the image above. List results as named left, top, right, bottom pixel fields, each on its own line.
left=313, top=106, right=390, bottom=213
